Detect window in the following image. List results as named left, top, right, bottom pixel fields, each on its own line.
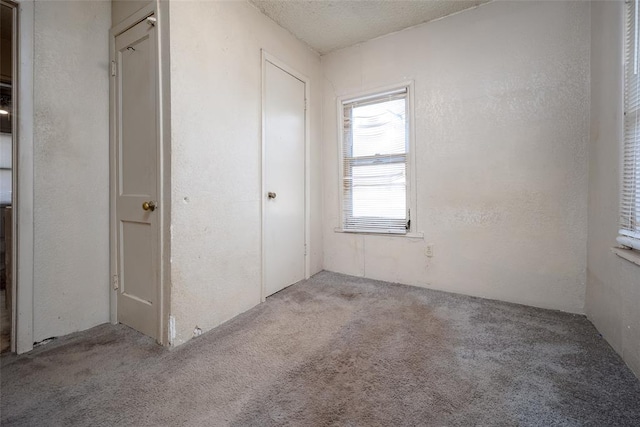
left=619, top=0, right=640, bottom=251
left=340, top=86, right=412, bottom=234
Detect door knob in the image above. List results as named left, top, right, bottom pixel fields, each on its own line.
left=268, top=192, right=276, bottom=199
left=142, top=201, right=157, bottom=211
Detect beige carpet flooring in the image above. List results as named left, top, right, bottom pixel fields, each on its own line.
left=1, top=271, right=639, bottom=426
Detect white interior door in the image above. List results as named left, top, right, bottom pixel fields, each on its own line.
left=114, top=17, right=159, bottom=339
left=264, top=61, right=306, bottom=297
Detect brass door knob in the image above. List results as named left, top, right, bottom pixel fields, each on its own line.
left=142, top=201, right=157, bottom=211
left=268, top=192, right=276, bottom=199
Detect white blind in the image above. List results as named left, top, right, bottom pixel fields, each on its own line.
left=620, top=0, right=640, bottom=250
left=342, top=89, right=409, bottom=234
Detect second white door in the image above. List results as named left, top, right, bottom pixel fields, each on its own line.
left=114, top=17, right=160, bottom=340
left=264, top=60, right=306, bottom=297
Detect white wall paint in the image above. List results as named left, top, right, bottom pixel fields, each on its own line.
left=168, top=0, right=322, bottom=346
left=587, top=1, right=640, bottom=377
left=322, top=1, right=590, bottom=313
left=33, top=1, right=111, bottom=341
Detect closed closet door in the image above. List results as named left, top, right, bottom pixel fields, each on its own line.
left=264, top=61, right=306, bottom=296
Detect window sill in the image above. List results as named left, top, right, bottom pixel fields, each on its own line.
left=334, top=227, right=424, bottom=239
left=611, top=246, right=640, bottom=267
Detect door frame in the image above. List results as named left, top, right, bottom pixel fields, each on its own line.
left=8, top=0, right=35, bottom=355
left=109, top=1, right=171, bottom=345
left=260, top=51, right=311, bottom=302
left=2, top=0, right=30, bottom=354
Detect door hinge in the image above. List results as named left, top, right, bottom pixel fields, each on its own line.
left=304, top=244, right=307, bottom=256
left=304, top=98, right=308, bottom=112
left=112, top=275, right=119, bottom=290
left=111, top=61, right=117, bottom=77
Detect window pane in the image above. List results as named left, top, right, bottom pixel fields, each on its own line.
left=622, top=0, right=640, bottom=236
left=341, top=89, right=409, bottom=233
left=352, top=99, right=406, bottom=157
left=351, top=163, right=406, bottom=219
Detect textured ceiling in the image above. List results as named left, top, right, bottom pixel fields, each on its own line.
left=249, top=0, right=490, bottom=54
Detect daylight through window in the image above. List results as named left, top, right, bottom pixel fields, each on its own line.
left=619, top=0, right=640, bottom=250
left=341, top=88, right=410, bottom=234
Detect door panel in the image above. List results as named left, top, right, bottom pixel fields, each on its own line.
left=264, top=61, right=306, bottom=297
left=120, top=32, right=155, bottom=197
left=115, top=17, right=159, bottom=340
left=120, top=221, right=153, bottom=303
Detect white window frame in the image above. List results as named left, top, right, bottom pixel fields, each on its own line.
left=618, top=0, right=640, bottom=252
left=335, top=82, right=420, bottom=237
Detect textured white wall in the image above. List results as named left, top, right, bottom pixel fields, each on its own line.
left=168, top=1, right=323, bottom=346
left=322, top=1, right=590, bottom=313
left=33, top=1, right=111, bottom=341
left=587, top=1, right=640, bottom=377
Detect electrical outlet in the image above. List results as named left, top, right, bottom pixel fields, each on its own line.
left=425, top=244, right=434, bottom=258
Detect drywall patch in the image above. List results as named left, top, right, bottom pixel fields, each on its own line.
left=168, top=315, right=176, bottom=345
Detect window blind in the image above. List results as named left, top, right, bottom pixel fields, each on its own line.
left=341, top=89, right=409, bottom=234
left=619, top=0, right=640, bottom=250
